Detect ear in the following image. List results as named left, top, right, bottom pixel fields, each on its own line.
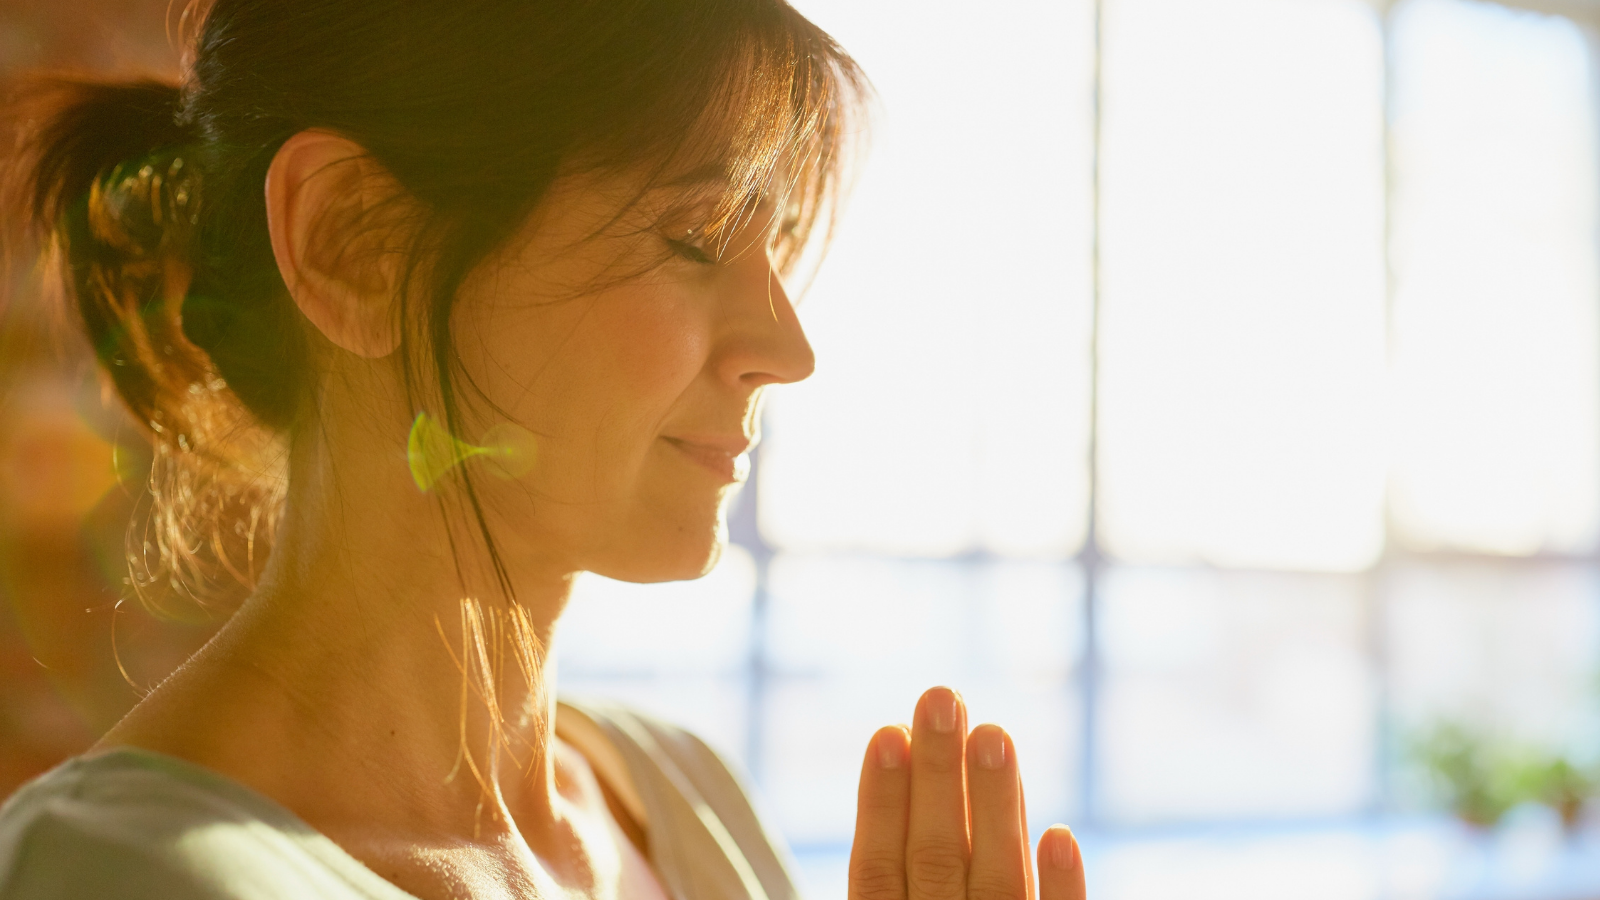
left=265, top=130, right=406, bottom=358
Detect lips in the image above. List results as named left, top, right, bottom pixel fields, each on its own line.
left=662, top=436, right=754, bottom=483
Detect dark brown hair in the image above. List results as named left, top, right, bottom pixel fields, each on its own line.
left=3, top=0, right=868, bottom=610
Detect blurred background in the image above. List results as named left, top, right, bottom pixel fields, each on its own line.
left=4, top=0, right=1600, bottom=898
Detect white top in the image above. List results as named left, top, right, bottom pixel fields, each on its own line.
left=0, top=698, right=803, bottom=900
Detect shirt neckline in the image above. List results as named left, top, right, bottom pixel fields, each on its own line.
left=76, top=701, right=641, bottom=900
left=70, top=745, right=423, bottom=899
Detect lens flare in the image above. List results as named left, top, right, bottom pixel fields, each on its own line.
left=406, top=412, right=537, bottom=492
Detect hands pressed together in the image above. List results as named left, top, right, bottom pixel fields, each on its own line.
left=849, top=688, right=1085, bottom=900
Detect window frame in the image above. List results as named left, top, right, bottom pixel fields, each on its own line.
left=727, top=0, right=1600, bottom=832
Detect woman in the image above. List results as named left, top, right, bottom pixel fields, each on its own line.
left=0, top=1, right=1086, bottom=898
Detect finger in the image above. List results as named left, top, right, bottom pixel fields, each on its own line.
left=1037, top=826, right=1085, bottom=900
left=849, top=725, right=912, bottom=900
left=966, top=725, right=1028, bottom=900
left=906, top=687, right=969, bottom=900
left=1018, top=767, right=1035, bottom=900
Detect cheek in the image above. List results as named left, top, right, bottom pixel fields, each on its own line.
left=588, top=286, right=707, bottom=401
left=457, top=281, right=710, bottom=498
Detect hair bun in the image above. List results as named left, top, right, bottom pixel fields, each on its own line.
left=89, top=150, right=201, bottom=265
left=2, top=78, right=213, bottom=451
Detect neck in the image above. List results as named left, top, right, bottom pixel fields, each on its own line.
left=109, top=395, right=581, bottom=851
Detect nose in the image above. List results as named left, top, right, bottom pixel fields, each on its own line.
left=714, top=257, right=816, bottom=388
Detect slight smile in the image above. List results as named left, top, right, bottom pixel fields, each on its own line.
left=661, top=436, right=753, bottom=483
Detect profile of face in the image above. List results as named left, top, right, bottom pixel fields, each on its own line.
left=411, top=170, right=814, bottom=585
left=271, top=132, right=820, bottom=591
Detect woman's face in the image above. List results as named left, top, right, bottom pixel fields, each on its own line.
left=446, top=171, right=813, bottom=584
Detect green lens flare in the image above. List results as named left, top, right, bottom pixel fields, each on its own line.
left=478, top=421, right=539, bottom=480
left=406, top=412, right=538, bottom=492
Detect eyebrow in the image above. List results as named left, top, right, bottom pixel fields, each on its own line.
left=662, top=162, right=730, bottom=188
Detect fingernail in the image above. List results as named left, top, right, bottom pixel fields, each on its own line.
left=927, top=689, right=957, bottom=734
left=877, top=728, right=907, bottom=769
left=974, top=726, right=1006, bottom=770
left=1046, top=826, right=1078, bottom=870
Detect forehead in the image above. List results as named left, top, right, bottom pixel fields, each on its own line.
left=658, top=151, right=799, bottom=208
left=611, top=152, right=797, bottom=227
left=523, top=140, right=802, bottom=251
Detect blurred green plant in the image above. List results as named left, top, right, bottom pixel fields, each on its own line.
left=1512, top=755, right=1594, bottom=830
left=1410, top=721, right=1596, bottom=830
left=1411, top=722, right=1519, bottom=827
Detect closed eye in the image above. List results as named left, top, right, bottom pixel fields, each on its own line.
left=665, top=236, right=716, bottom=265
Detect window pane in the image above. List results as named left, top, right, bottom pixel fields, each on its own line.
left=763, top=0, right=1095, bottom=558
left=1386, top=562, right=1600, bottom=761
left=762, top=556, right=1082, bottom=842
left=1099, top=567, right=1375, bottom=822
left=1098, top=0, right=1387, bottom=571
left=558, top=544, right=755, bottom=675
left=1389, top=0, right=1600, bottom=556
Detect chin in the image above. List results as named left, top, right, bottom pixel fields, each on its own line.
left=592, top=506, right=728, bottom=584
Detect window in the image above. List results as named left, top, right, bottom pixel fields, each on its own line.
left=559, top=0, right=1600, bottom=880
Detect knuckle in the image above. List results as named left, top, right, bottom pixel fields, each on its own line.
left=860, top=794, right=907, bottom=816
left=849, top=854, right=905, bottom=900
left=917, top=752, right=963, bottom=776
left=967, top=872, right=1023, bottom=900
left=906, top=841, right=968, bottom=900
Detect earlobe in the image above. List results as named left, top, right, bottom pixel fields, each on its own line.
left=265, top=130, right=404, bottom=359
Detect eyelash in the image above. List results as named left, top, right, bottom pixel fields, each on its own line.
left=664, top=205, right=800, bottom=267
left=665, top=236, right=716, bottom=266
